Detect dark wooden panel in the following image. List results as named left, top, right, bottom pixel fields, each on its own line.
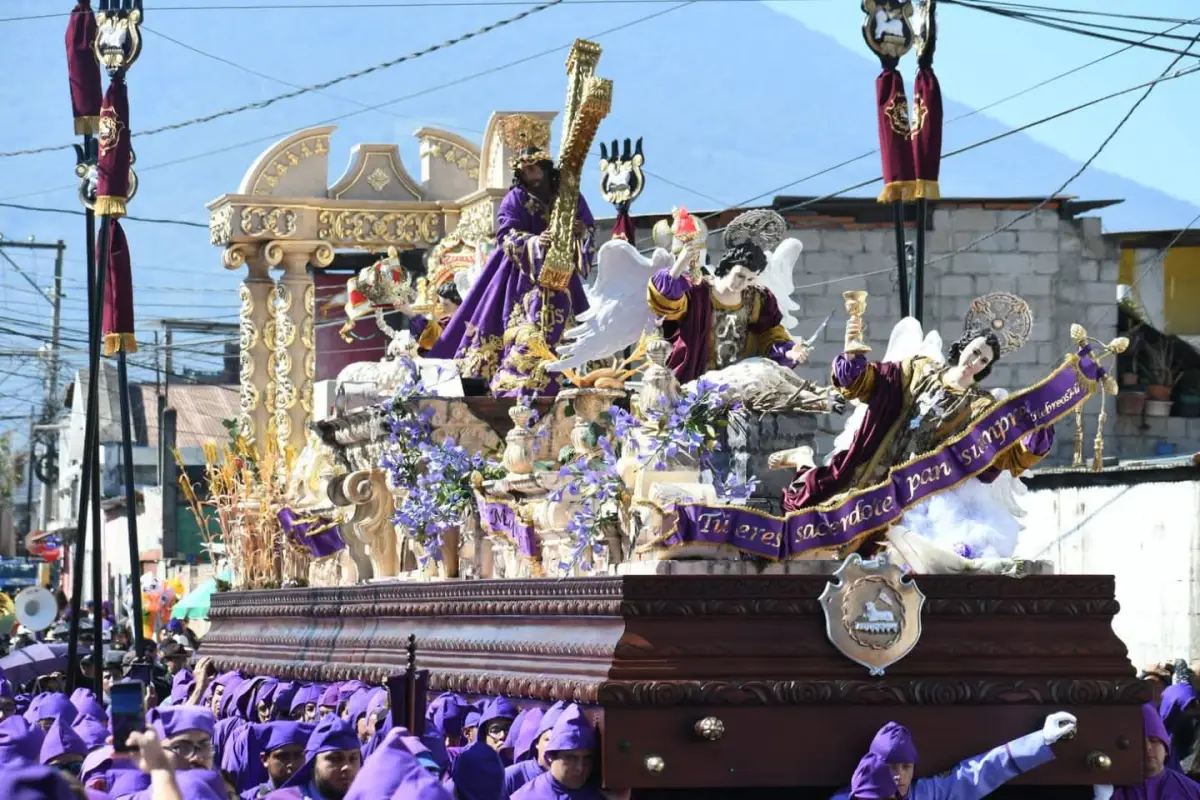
left=202, top=574, right=1145, bottom=789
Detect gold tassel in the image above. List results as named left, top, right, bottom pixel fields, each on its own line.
left=103, top=332, right=138, bottom=357
left=876, top=181, right=915, bottom=204
left=909, top=179, right=941, bottom=200
left=74, top=116, right=100, bottom=136
left=1092, top=385, right=1107, bottom=472
left=1072, top=405, right=1085, bottom=468
left=93, top=195, right=128, bottom=218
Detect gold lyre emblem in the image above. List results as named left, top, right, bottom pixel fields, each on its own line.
left=819, top=552, right=926, bottom=676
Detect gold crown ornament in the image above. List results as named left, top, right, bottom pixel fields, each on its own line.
left=499, top=114, right=552, bottom=170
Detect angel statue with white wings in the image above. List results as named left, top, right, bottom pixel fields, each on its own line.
left=549, top=209, right=833, bottom=409
left=771, top=294, right=1054, bottom=573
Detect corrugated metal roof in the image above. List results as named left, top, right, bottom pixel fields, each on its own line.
left=139, top=384, right=240, bottom=449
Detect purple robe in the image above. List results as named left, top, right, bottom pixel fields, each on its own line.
left=1113, top=704, right=1200, bottom=800
left=510, top=772, right=603, bottom=800
left=831, top=728, right=1054, bottom=800
left=170, top=669, right=196, bottom=705
left=0, top=763, right=77, bottom=800
left=504, top=759, right=544, bottom=798
left=451, top=738, right=505, bottom=800
left=39, top=719, right=87, bottom=764
left=0, top=716, right=45, bottom=765
left=1161, top=684, right=1199, bottom=769
left=429, top=186, right=594, bottom=397
left=648, top=269, right=794, bottom=384
left=784, top=354, right=1054, bottom=515
left=73, top=714, right=110, bottom=750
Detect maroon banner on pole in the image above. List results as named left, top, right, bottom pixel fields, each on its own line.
left=96, top=75, right=131, bottom=218
left=875, top=68, right=915, bottom=204
left=910, top=68, right=943, bottom=201
left=102, top=218, right=136, bottom=356
left=65, top=0, right=102, bottom=137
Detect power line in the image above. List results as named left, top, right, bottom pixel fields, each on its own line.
left=0, top=0, right=565, bottom=159
left=0, top=202, right=207, bottom=229
left=0, top=0, right=696, bottom=206
left=926, top=22, right=1200, bottom=267
left=944, top=0, right=1200, bottom=58
left=634, top=55, right=1200, bottom=253
left=984, top=2, right=1199, bottom=26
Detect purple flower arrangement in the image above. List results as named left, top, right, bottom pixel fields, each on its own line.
left=380, top=358, right=500, bottom=565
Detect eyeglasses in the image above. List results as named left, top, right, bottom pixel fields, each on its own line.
left=164, top=740, right=213, bottom=760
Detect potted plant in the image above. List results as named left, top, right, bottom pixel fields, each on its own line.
left=1140, top=336, right=1180, bottom=414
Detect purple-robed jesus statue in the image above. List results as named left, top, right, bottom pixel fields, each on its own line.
left=429, top=146, right=594, bottom=397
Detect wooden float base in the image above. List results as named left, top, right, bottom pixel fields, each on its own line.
left=201, top=574, right=1146, bottom=790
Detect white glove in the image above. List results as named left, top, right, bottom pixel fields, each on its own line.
left=1093, top=785, right=1114, bottom=800
left=1042, top=710, right=1078, bottom=744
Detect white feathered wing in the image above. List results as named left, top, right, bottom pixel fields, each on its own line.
left=547, top=240, right=672, bottom=372
left=756, top=239, right=804, bottom=332
left=825, top=317, right=1023, bottom=560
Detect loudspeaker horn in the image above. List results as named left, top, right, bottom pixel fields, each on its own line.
left=15, top=587, right=57, bottom=632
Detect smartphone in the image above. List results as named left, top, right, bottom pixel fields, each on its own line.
left=110, top=680, right=146, bottom=753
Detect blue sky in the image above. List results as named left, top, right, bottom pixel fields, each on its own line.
left=0, top=0, right=1195, bottom=439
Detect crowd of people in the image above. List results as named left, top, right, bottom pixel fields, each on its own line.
left=0, top=640, right=1195, bottom=798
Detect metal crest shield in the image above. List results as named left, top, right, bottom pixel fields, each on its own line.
left=819, top=551, right=926, bottom=676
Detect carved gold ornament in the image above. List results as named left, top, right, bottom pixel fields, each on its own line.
left=316, top=210, right=440, bottom=247
left=366, top=167, right=391, bottom=193
left=861, top=0, right=916, bottom=61
left=498, top=114, right=552, bottom=164
left=241, top=207, right=298, bottom=238
left=251, top=134, right=329, bottom=196
left=420, top=135, right=481, bottom=179
left=598, top=138, right=645, bottom=207
left=819, top=552, right=925, bottom=676
left=94, top=6, right=143, bottom=75
left=964, top=292, right=1033, bottom=355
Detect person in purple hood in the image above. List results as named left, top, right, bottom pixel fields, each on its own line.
left=0, top=678, right=17, bottom=721
left=317, top=685, right=342, bottom=720
left=478, top=698, right=519, bottom=757
left=504, top=702, right=565, bottom=797
left=511, top=705, right=601, bottom=800
left=37, top=693, right=79, bottom=732
left=849, top=753, right=900, bottom=799
left=0, top=715, right=46, bottom=765
left=450, top=738, right=505, bottom=800
left=241, top=722, right=313, bottom=799
left=149, top=705, right=217, bottom=772
left=267, top=714, right=361, bottom=800
left=1161, top=682, right=1200, bottom=771
left=40, top=719, right=88, bottom=778
left=0, top=763, right=78, bottom=800
left=1095, top=703, right=1200, bottom=800
left=74, top=713, right=110, bottom=751
left=831, top=712, right=1076, bottom=800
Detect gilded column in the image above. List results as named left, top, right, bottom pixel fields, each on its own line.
left=225, top=244, right=274, bottom=452
left=265, top=240, right=333, bottom=455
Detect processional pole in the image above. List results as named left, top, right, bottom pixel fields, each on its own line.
left=864, top=0, right=942, bottom=326
left=64, top=0, right=147, bottom=688
left=64, top=0, right=104, bottom=692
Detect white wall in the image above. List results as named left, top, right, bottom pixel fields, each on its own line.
left=1017, top=479, right=1200, bottom=669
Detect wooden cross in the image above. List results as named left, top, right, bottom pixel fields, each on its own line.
left=538, top=39, right=612, bottom=292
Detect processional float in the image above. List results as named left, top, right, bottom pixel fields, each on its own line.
left=63, top=0, right=147, bottom=690
left=195, top=25, right=1147, bottom=796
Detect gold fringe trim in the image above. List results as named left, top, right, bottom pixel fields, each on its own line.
left=75, top=115, right=100, bottom=137
left=876, top=180, right=915, bottom=204
left=94, top=195, right=127, bottom=218
left=103, top=333, right=138, bottom=357
left=910, top=179, right=941, bottom=200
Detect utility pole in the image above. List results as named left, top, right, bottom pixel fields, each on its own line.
left=0, top=238, right=66, bottom=531
left=41, top=242, right=64, bottom=530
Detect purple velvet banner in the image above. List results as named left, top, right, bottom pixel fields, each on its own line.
left=668, top=352, right=1100, bottom=558
left=477, top=498, right=539, bottom=558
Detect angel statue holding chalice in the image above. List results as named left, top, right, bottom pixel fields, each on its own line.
left=770, top=289, right=1057, bottom=562
left=549, top=208, right=842, bottom=413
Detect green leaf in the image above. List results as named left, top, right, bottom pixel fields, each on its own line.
left=583, top=423, right=601, bottom=448
left=558, top=445, right=576, bottom=463
left=533, top=460, right=557, bottom=472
